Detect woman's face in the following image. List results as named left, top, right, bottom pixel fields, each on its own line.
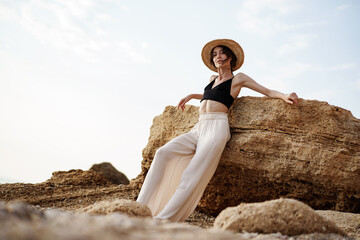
left=212, top=46, right=232, bottom=70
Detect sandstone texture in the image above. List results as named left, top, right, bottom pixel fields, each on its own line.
left=80, top=199, right=152, bottom=217
left=133, top=97, right=360, bottom=215
left=214, top=198, right=345, bottom=236
left=47, top=169, right=111, bottom=187
left=317, top=210, right=360, bottom=239
left=0, top=169, right=139, bottom=212
left=90, top=162, right=130, bottom=185
left=0, top=201, right=351, bottom=240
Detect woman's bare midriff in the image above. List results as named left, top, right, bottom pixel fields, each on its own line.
left=199, top=99, right=229, bottom=114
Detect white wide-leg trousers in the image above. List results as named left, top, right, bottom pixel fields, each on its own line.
left=136, top=112, right=231, bottom=222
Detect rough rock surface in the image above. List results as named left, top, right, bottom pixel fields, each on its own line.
left=0, top=201, right=351, bottom=240
left=133, top=97, right=360, bottom=215
left=317, top=210, right=360, bottom=239
left=47, top=169, right=112, bottom=187
left=90, top=162, right=130, bottom=185
left=214, top=198, right=345, bottom=236
left=80, top=199, right=152, bottom=217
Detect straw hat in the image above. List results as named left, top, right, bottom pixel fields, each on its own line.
left=201, top=39, right=244, bottom=72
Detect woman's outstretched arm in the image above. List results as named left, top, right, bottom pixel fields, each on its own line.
left=235, top=72, right=299, bottom=104
left=177, top=94, right=203, bottom=111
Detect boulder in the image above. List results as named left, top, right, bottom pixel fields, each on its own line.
left=316, top=210, right=360, bottom=239
left=47, top=169, right=111, bottom=187
left=213, top=198, right=345, bottom=236
left=133, top=97, right=360, bottom=215
left=90, top=162, right=129, bottom=185
left=79, top=199, right=152, bottom=217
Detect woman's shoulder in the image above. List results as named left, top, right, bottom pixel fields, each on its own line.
left=233, top=72, right=248, bottom=82
left=210, top=75, right=218, bottom=82
left=233, top=72, right=246, bottom=79
left=232, top=72, right=249, bottom=86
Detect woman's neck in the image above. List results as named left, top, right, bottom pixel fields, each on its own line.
left=217, top=68, right=233, bottom=81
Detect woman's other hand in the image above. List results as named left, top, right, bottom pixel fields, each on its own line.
left=283, top=92, right=299, bottom=105
left=178, top=95, right=192, bottom=111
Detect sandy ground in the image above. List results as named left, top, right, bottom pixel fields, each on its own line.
left=0, top=181, right=214, bottom=228
left=1, top=170, right=358, bottom=239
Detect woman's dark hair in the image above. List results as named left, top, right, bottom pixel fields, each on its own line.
left=210, top=45, right=237, bottom=71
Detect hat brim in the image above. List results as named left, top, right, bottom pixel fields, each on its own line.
left=201, top=39, right=244, bottom=72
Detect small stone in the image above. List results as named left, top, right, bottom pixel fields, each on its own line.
left=79, top=199, right=152, bottom=218
left=213, top=198, right=346, bottom=236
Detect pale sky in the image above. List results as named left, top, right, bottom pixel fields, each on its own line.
left=1, top=0, right=359, bottom=183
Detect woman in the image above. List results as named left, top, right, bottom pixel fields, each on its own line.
left=136, top=39, right=298, bottom=222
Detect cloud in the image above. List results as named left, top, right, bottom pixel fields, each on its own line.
left=115, top=42, right=152, bottom=64
left=0, top=1, right=20, bottom=21
left=265, top=62, right=317, bottom=90
left=330, top=63, right=356, bottom=71
left=141, top=42, right=148, bottom=48
left=278, top=34, right=315, bottom=55
left=236, top=0, right=301, bottom=36
left=337, top=4, right=349, bottom=11
left=356, top=74, right=360, bottom=89
left=276, top=62, right=317, bottom=78
left=236, top=0, right=326, bottom=36
left=250, top=59, right=318, bottom=91
left=0, top=41, right=10, bottom=58
left=56, top=0, right=94, bottom=18
left=1, top=0, right=149, bottom=63
left=302, top=89, right=336, bottom=101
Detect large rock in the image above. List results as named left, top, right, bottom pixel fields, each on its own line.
left=90, top=162, right=130, bottom=185
left=133, top=97, right=360, bottom=215
left=213, top=198, right=345, bottom=236
left=79, top=199, right=152, bottom=217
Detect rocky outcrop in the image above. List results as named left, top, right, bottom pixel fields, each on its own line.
left=47, top=169, right=111, bottom=187
left=0, top=170, right=139, bottom=212
left=133, top=97, right=360, bottom=215
left=214, top=198, right=345, bottom=236
left=90, top=162, right=130, bottom=185
left=80, top=199, right=152, bottom=217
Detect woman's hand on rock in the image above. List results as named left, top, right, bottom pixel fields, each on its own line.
left=283, top=92, right=299, bottom=105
